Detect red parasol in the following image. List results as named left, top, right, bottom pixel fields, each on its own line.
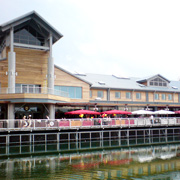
left=174, top=110, right=180, bottom=114
left=65, top=109, right=100, bottom=115
left=101, top=109, right=132, bottom=115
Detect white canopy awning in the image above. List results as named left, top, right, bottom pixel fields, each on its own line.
left=153, top=110, right=175, bottom=115
left=131, top=110, right=154, bottom=115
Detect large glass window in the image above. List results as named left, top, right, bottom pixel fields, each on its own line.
left=14, top=25, right=45, bottom=46
left=149, top=77, right=167, bottom=87
left=54, top=86, right=82, bottom=99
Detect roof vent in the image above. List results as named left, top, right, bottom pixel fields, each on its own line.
left=112, top=74, right=129, bottom=79
left=172, top=86, right=178, bottom=89
left=139, top=84, right=145, bottom=87
left=98, top=81, right=106, bottom=85
left=74, top=71, right=86, bottom=76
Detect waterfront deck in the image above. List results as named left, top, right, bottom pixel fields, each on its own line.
left=0, top=117, right=180, bottom=132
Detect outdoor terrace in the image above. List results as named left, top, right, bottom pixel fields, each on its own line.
left=0, top=87, right=71, bottom=102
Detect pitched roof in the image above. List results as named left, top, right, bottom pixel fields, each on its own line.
left=0, top=11, right=63, bottom=44
left=137, top=74, right=170, bottom=83
left=75, top=73, right=180, bottom=92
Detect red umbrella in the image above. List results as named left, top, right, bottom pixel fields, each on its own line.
left=175, top=110, right=180, bottom=114
left=65, top=109, right=100, bottom=115
left=101, top=110, right=132, bottom=115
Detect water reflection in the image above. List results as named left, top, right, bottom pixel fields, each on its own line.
left=1, top=141, right=180, bottom=179
left=1, top=136, right=180, bottom=157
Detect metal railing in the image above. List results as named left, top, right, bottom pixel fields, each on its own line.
left=0, top=87, right=69, bottom=97
left=0, top=117, right=180, bottom=132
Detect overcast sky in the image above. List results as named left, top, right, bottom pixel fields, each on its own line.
left=1, top=0, right=180, bottom=80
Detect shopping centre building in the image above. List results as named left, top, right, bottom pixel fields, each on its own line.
left=1, top=11, right=180, bottom=120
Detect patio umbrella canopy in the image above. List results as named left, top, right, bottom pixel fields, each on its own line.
left=65, top=109, right=100, bottom=115
left=101, top=110, right=132, bottom=115
left=131, top=110, right=154, bottom=115
left=175, top=110, right=180, bottom=114
left=153, top=110, right=175, bottom=115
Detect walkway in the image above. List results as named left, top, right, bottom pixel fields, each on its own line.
left=0, top=117, right=180, bottom=132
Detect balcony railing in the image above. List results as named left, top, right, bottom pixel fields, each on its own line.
left=0, top=87, right=69, bottom=98
left=0, top=117, right=180, bottom=132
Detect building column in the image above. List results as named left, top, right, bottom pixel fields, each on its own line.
left=48, top=104, right=55, bottom=119
left=8, top=27, right=16, bottom=93
left=8, top=103, right=15, bottom=128
left=47, top=34, right=54, bottom=94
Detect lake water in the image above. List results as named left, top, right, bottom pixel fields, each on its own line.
left=1, top=140, right=180, bottom=180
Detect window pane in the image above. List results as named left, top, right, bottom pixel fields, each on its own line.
left=69, top=87, right=75, bottom=98
left=55, top=86, right=82, bottom=99
left=115, top=92, right=120, bottom=98
left=136, top=93, right=141, bottom=99
left=126, top=92, right=131, bottom=99
left=22, top=85, right=28, bottom=93
left=162, top=94, right=166, bottom=100
left=90, top=90, right=92, bottom=98
left=35, top=85, right=41, bottom=93
left=75, top=87, right=82, bottom=99
left=98, top=91, right=103, bottom=98
left=155, top=93, right=159, bottom=100
left=29, top=85, right=34, bottom=93
left=168, top=94, right=172, bottom=100
left=15, top=84, right=21, bottom=93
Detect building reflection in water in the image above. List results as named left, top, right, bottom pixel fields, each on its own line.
left=1, top=140, right=180, bottom=179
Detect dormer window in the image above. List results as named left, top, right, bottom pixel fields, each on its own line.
left=149, top=77, right=167, bottom=87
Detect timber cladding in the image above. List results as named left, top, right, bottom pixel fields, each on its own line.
left=54, top=67, right=90, bottom=102
left=0, top=58, right=8, bottom=89
left=0, top=47, right=49, bottom=88
left=15, top=48, right=48, bottom=87
left=90, top=88, right=179, bottom=104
